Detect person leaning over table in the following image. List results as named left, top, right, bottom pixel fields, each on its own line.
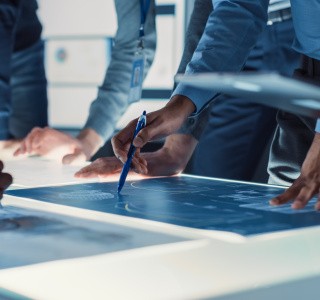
left=0, top=0, right=47, bottom=157
left=75, top=0, right=299, bottom=181
left=108, top=0, right=320, bottom=211
left=14, top=0, right=157, bottom=163
left=0, top=161, right=12, bottom=199
left=74, top=0, right=214, bottom=179
left=190, top=0, right=300, bottom=182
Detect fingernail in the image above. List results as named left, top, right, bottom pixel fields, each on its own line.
left=292, top=202, right=303, bottom=209
left=134, top=137, right=143, bottom=147
left=63, top=159, right=70, bottom=165
left=270, top=199, right=278, bottom=205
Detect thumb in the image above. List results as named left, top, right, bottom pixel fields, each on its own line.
left=62, top=149, right=86, bottom=165
left=133, top=122, right=161, bottom=148
left=133, top=121, right=169, bottom=148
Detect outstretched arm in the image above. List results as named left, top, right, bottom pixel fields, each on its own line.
left=14, top=0, right=157, bottom=163
left=112, top=0, right=269, bottom=166
left=75, top=134, right=198, bottom=178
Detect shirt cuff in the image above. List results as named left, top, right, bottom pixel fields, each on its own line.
left=172, top=82, right=217, bottom=114
left=84, top=111, right=115, bottom=143
left=177, top=103, right=211, bottom=140
left=315, top=119, right=320, bottom=133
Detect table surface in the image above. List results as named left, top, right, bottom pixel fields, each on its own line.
left=1, top=157, right=320, bottom=300
left=6, top=175, right=320, bottom=236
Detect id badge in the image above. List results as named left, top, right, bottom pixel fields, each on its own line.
left=128, top=52, right=145, bottom=103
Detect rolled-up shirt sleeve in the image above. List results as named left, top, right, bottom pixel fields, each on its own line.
left=172, top=0, right=269, bottom=114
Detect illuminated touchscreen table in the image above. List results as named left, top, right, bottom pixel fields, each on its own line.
left=6, top=176, right=320, bottom=236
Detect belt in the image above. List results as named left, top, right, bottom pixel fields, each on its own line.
left=267, top=7, right=292, bottom=25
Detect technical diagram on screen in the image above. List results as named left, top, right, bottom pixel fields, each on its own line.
left=5, top=176, right=320, bottom=236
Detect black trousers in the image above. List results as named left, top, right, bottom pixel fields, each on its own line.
left=268, top=56, right=320, bottom=186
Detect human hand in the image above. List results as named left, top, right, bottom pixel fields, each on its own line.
left=14, top=127, right=85, bottom=163
left=74, top=156, right=146, bottom=178
left=75, top=134, right=198, bottom=178
left=0, top=160, right=13, bottom=199
left=74, top=156, right=123, bottom=178
left=142, top=133, right=198, bottom=176
left=112, top=95, right=195, bottom=171
left=14, top=127, right=103, bottom=164
left=270, top=133, right=320, bottom=210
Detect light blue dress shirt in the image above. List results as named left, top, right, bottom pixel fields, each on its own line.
left=291, top=1, right=320, bottom=61
left=84, top=0, right=156, bottom=141
left=172, top=0, right=320, bottom=130
left=172, top=0, right=270, bottom=113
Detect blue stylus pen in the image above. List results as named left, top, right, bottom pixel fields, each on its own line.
left=117, top=111, right=147, bottom=193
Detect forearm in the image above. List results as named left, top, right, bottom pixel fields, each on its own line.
left=84, top=0, right=156, bottom=142
left=162, top=133, right=198, bottom=166
left=76, top=128, right=104, bottom=159
left=142, top=133, right=198, bottom=176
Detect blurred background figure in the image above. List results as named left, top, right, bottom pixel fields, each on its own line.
left=14, top=0, right=157, bottom=163
left=0, top=0, right=48, bottom=159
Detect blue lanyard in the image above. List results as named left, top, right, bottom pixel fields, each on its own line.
left=139, top=0, right=151, bottom=38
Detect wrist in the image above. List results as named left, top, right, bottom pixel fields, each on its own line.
left=166, top=95, right=196, bottom=119
left=163, top=134, right=198, bottom=171
left=77, top=128, right=103, bottom=159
